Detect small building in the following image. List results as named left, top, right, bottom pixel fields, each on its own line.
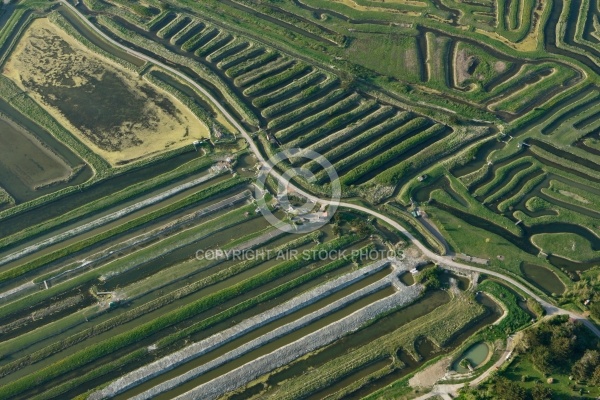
left=417, top=174, right=428, bottom=182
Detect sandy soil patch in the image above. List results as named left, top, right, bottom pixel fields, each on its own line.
left=3, top=18, right=208, bottom=166
left=494, top=61, right=507, bottom=73
left=558, top=189, right=590, bottom=204
left=409, top=356, right=451, bottom=388
left=333, top=0, right=422, bottom=15
left=455, top=49, right=472, bottom=85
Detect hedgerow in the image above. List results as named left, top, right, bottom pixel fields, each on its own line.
left=341, top=118, right=433, bottom=185
left=262, top=75, right=339, bottom=119
left=225, top=50, right=278, bottom=78
left=207, top=38, right=249, bottom=63
left=298, top=105, right=394, bottom=157
left=267, top=87, right=346, bottom=130
left=170, top=19, right=201, bottom=45
left=252, top=70, right=326, bottom=108
left=196, top=31, right=232, bottom=58
left=180, top=24, right=211, bottom=51
left=157, top=15, right=190, bottom=39
left=331, top=115, right=431, bottom=177
left=234, top=57, right=292, bottom=88
left=243, top=62, right=311, bottom=97
left=217, top=45, right=263, bottom=71
left=0, top=235, right=360, bottom=399
left=277, top=93, right=361, bottom=142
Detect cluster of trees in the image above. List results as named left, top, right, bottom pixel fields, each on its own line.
left=416, top=266, right=441, bottom=290
left=559, top=268, right=600, bottom=321
left=457, top=315, right=599, bottom=400
left=518, top=315, right=600, bottom=383
left=457, top=377, right=552, bottom=400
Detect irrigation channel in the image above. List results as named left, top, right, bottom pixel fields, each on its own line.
left=0, top=150, right=202, bottom=240
left=1, top=2, right=597, bottom=397
left=0, top=171, right=234, bottom=299
left=58, top=0, right=600, bottom=341
left=415, top=138, right=600, bottom=276
left=0, top=167, right=230, bottom=269
left=288, top=0, right=583, bottom=122
left=89, top=258, right=421, bottom=400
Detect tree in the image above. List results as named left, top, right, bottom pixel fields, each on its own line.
left=590, top=302, right=600, bottom=320
left=531, top=346, right=554, bottom=375
left=571, top=350, right=600, bottom=381
left=550, top=336, right=573, bottom=362
left=493, top=377, right=527, bottom=400
left=591, top=364, right=600, bottom=385
left=416, top=267, right=441, bottom=290
left=530, top=383, right=552, bottom=400
left=527, top=298, right=545, bottom=318
left=519, top=329, right=542, bottom=350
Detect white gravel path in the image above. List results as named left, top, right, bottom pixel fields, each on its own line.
left=88, top=258, right=417, bottom=400
left=0, top=170, right=223, bottom=268
left=173, top=283, right=422, bottom=400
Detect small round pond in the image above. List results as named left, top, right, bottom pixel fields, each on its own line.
left=452, top=342, right=491, bottom=373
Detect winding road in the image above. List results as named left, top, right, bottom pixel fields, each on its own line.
left=60, top=0, right=600, bottom=340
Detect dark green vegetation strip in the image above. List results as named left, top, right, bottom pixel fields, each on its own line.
left=0, top=157, right=214, bottom=253
left=0, top=176, right=245, bottom=284
left=478, top=280, right=531, bottom=333
left=0, top=235, right=361, bottom=398
left=30, top=348, right=149, bottom=400
left=157, top=237, right=372, bottom=349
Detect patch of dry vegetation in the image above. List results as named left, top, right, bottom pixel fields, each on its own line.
left=3, top=18, right=208, bottom=165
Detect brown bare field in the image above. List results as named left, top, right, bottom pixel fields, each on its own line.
left=2, top=18, right=209, bottom=166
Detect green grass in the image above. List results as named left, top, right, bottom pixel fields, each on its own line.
left=497, top=173, right=546, bottom=212
left=225, top=50, right=278, bottom=79
left=531, top=232, right=600, bottom=262
left=454, top=41, right=515, bottom=89
left=243, top=62, right=310, bottom=96
left=478, top=280, right=532, bottom=333
left=155, top=238, right=371, bottom=349
left=429, top=173, right=523, bottom=237
left=543, top=179, right=600, bottom=212
left=2, top=177, right=245, bottom=285
left=288, top=101, right=385, bottom=151
left=340, top=118, right=435, bottom=185
left=277, top=92, right=361, bottom=141
left=424, top=206, right=542, bottom=276
left=474, top=157, right=537, bottom=198
left=517, top=196, right=600, bottom=239
left=266, top=87, right=346, bottom=129
left=196, top=31, right=232, bottom=57
left=0, top=305, right=102, bottom=360
left=502, top=356, right=600, bottom=399
left=483, top=166, right=543, bottom=205
left=30, top=348, right=148, bottom=400
left=345, top=32, right=422, bottom=82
